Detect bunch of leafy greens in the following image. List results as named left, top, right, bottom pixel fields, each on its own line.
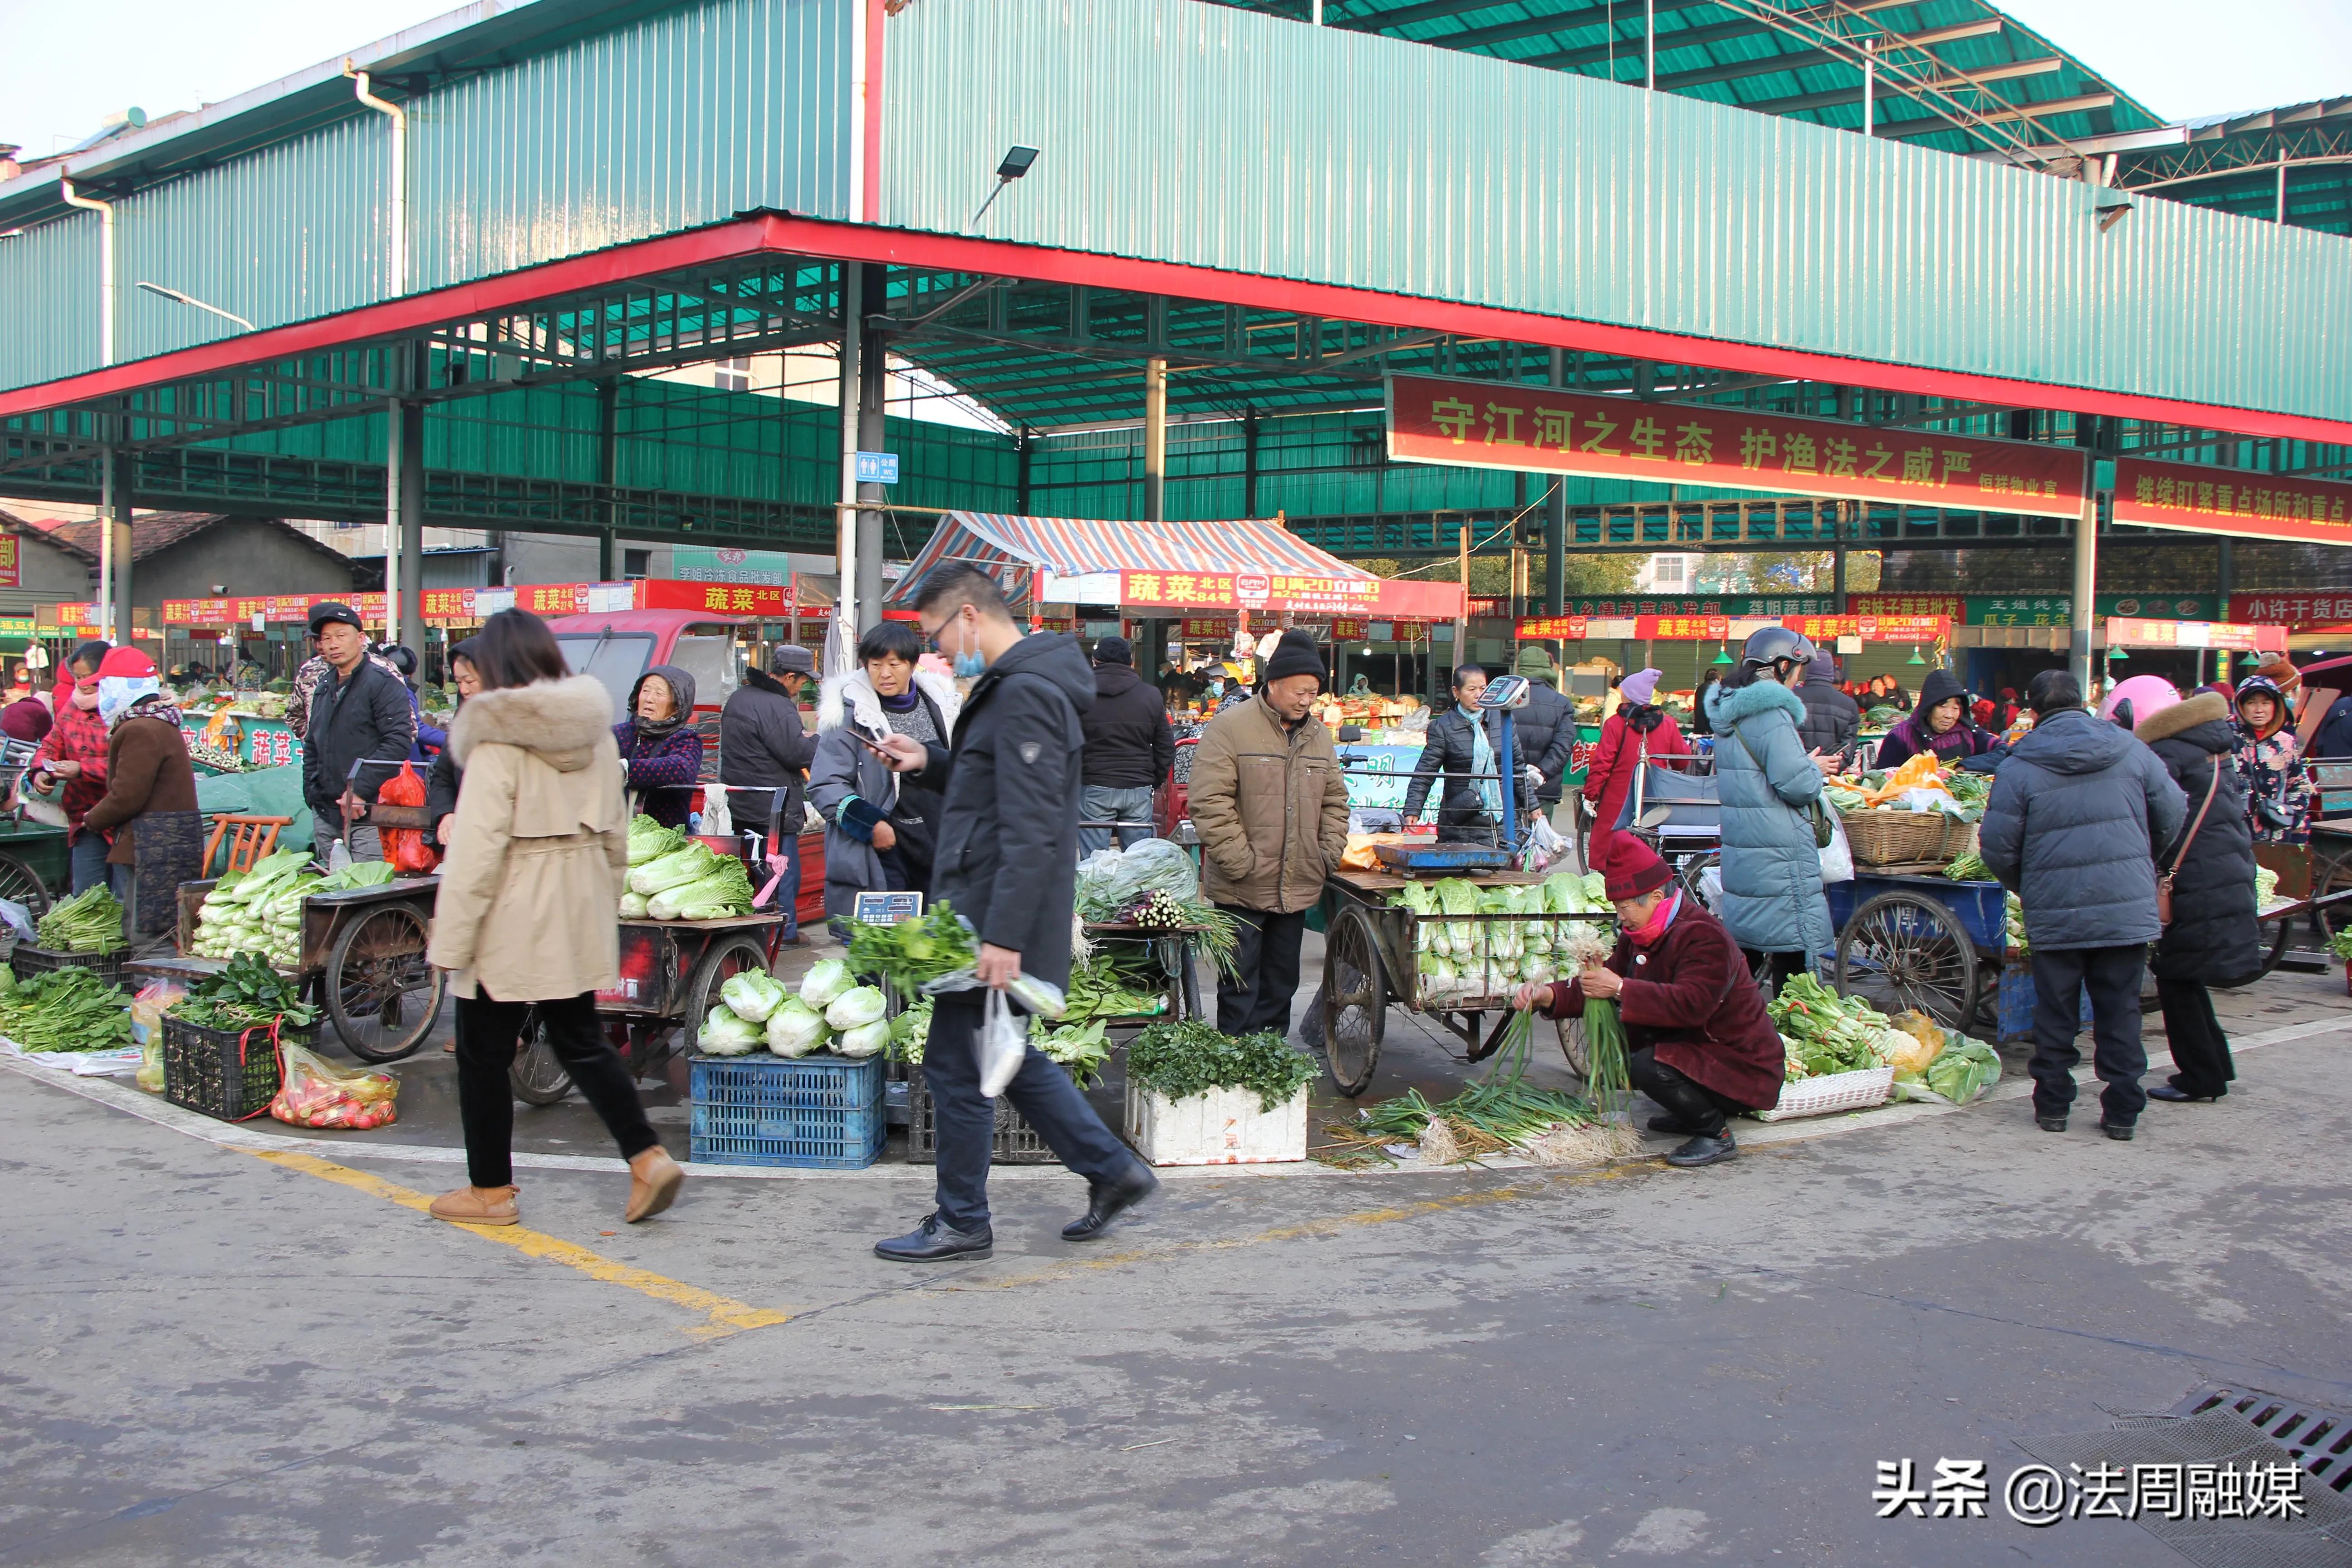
left=1769, top=972, right=1898, bottom=1079
left=845, top=902, right=979, bottom=993
left=1127, top=1019, right=1314, bottom=1112
left=35, top=886, right=126, bottom=955
left=1064, top=952, right=1168, bottom=1021
left=173, top=953, right=318, bottom=1032
left=0, top=968, right=134, bottom=1052
left=1036, top=1019, right=1113, bottom=1088
left=627, top=813, right=686, bottom=865
left=645, top=853, right=755, bottom=921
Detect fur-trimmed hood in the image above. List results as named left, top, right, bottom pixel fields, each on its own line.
left=2136, top=689, right=2231, bottom=749
left=817, top=665, right=960, bottom=736
left=447, top=675, right=616, bottom=770
left=1706, top=677, right=1806, bottom=730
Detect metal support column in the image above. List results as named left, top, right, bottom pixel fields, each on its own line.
left=856, top=263, right=887, bottom=632
left=1545, top=349, right=1566, bottom=616
left=104, top=442, right=134, bottom=649
left=1143, top=357, right=1168, bottom=522
left=1242, top=410, right=1260, bottom=518
left=1453, top=522, right=1470, bottom=676
left=598, top=377, right=621, bottom=581
left=384, top=372, right=406, bottom=652
left=397, top=398, right=426, bottom=653
left=1015, top=428, right=1034, bottom=514
left=835, top=263, right=862, bottom=657
left=2071, top=479, right=2099, bottom=695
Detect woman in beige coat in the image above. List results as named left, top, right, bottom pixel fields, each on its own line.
left=425, top=610, right=683, bottom=1227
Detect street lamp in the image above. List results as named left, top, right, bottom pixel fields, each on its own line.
left=135, top=280, right=254, bottom=331
left=970, top=145, right=1040, bottom=227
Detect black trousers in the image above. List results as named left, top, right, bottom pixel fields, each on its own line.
left=1741, top=947, right=1807, bottom=998
left=2027, top=946, right=2148, bottom=1127
left=1628, top=1045, right=1745, bottom=1137
left=923, top=994, right=1135, bottom=1233
left=1216, top=905, right=1308, bottom=1038
left=2155, top=975, right=2236, bottom=1098
left=454, top=990, right=660, bottom=1189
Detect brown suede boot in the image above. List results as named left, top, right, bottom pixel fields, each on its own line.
left=429, top=1185, right=520, bottom=1226
left=625, top=1146, right=684, bottom=1223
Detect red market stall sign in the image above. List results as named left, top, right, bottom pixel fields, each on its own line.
left=2228, top=593, right=2352, bottom=630
left=165, top=593, right=390, bottom=626
left=1786, top=614, right=1950, bottom=643
left=1116, top=569, right=1462, bottom=621
left=0, top=535, right=18, bottom=590
left=1388, top=373, right=2086, bottom=519
left=2116, top=457, right=2352, bottom=546
left=2105, top=617, right=2281, bottom=654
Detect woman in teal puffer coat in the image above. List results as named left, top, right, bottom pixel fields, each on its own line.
left=1705, top=630, right=1834, bottom=992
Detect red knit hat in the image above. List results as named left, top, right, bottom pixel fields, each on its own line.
left=96, top=647, right=157, bottom=681
left=1599, top=834, right=1674, bottom=902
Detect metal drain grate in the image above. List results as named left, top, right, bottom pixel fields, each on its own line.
left=2171, top=1386, right=2352, bottom=1494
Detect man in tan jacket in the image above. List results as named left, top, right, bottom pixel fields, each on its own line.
left=1186, top=629, right=1351, bottom=1037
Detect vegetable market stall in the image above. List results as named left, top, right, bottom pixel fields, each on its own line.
left=1318, top=866, right=1616, bottom=1097
left=176, top=854, right=444, bottom=1063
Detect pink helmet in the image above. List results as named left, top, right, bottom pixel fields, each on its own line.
left=2099, top=673, right=2180, bottom=728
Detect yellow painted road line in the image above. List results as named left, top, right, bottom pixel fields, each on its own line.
left=243, top=1146, right=793, bottom=1340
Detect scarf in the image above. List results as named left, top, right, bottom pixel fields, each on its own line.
left=1466, top=710, right=1503, bottom=820
left=1627, top=889, right=1682, bottom=948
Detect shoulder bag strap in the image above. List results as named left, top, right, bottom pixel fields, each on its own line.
left=2167, top=764, right=2221, bottom=876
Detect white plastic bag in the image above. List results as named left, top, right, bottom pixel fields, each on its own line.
left=1818, top=812, right=1855, bottom=885
left=1521, top=814, right=1570, bottom=872
left=977, top=988, right=1028, bottom=1098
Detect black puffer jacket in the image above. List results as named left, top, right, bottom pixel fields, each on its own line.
left=905, top=632, right=1093, bottom=991
left=1509, top=678, right=1580, bottom=804
left=719, top=668, right=818, bottom=833
left=1080, top=662, right=1174, bottom=789
left=301, top=655, right=417, bottom=818
left=2138, top=693, right=2262, bottom=987
left=1794, top=663, right=1860, bottom=757
left=1402, top=706, right=1535, bottom=827
left=1979, top=706, right=2188, bottom=951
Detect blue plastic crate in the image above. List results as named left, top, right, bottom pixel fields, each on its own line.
left=1995, top=961, right=2097, bottom=1042
left=689, top=1054, right=886, bottom=1169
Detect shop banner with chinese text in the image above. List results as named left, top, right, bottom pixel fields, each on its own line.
left=2106, top=617, right=2279, bottom=653
left=1389, top=373, right=2086, bottom=519
left=2115, top=457, right=2352, bottom=546
left=1116, top=568, right=1461, bottom=621
left=2228, top=592, right=2352, bottom=631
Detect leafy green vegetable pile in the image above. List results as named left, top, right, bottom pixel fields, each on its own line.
left=1392, top=871, right=1615, bottom=1006
left=845, top=903, right=979, bottom=994
left=1127, top=1019, right=1315, bottom=1112
left=696, top=957, right=889, bottom=1060
left=1073, top=839, right=1242, bottom=979
left=1036, top=1019, right=1113, bottom=1088
left=626, top=835, right=757, bottom=921
left=2255, top=865, right=2281, bottom=911
left=0, top=967, right=134, bottom=1053
left=1944, top=851, right=1991, bottom=883
left=2332, top=929, right=2352, bottom=964
left=1768, top=972, right=1906, bottom=1081
left=1345, top=1009, right=1609, bottom=1164
left=1065, top=951, right=1170, bottom=1022
left=35, top=886, right=126, bottom=956
left=189, top=853, right=396, bottom=966
left=172, top=953, right=317, bottom=1033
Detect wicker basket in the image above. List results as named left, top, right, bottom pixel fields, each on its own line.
left=1938, top=816, right=1980, bottom=862
left=1840, top=809, right=1948, bottom=867
left=1752, top=1064, right=1894, bottom=1122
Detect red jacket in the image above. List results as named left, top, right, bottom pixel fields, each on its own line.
left=1580, top=708, right=1689, bottom=841
left=1542, top=896, right=1783, bottom=1111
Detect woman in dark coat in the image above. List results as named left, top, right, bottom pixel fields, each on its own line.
left=1514, top=835, right=1783, bottom=1168
left=424, top=638, right=482, bottom=847
left=1402, top=664, right=1534, bottom=842
left=1873, top=668, right=1993, bottom=768
left=614, top=664, right=703, bottom=829
left=2133, top=688, right=2261, bottom=1102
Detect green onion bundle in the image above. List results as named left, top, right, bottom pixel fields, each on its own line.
left=1580, top=996, right=1631, bottom=1110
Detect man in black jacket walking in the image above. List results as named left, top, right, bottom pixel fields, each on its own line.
left=1078, top=635, right=1174, bottom=856
left=870, top=566, right=1156, bottom=1261
left=300, top=602, right=415, bottom=862
left=720, top=645, right=818, bottom=940
left=1510, top=648, right=1581, bottom=829
left=1795, top=656, right=1860, bottom=760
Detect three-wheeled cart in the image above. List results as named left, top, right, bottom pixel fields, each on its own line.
left=173, top=875, right=446, bottom=1062
left=511, top=913, right=784, bottom=1103
left=1318, top=861, right=1609, bottom=1096
left=1828, top=868, right=2008, bottom=1029
left=0, top=738, right=71, bottom=914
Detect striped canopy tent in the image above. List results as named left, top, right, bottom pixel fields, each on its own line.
left=886, top=513, right=1371, bottom=609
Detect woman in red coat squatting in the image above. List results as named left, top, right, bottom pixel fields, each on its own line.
left=1511, top=835, right=1783, bottom=1168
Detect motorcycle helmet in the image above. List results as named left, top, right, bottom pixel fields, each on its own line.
left=1739, top=626, right=1816, bottom=679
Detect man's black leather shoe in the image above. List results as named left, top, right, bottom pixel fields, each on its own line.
left=874, top=1213, right=993, bottom=1262
left=1664, top=1132, right=1736, bottom=1168
left=2147, top=1085, right=2218, bottom=1103
left=1062, top=1162, right=1160, bottom=1241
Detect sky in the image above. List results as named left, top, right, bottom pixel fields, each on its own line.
left=2, top=0, right=2348, bottom=155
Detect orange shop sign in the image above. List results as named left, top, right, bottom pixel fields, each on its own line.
left=2114, top=457, right=2352, bottom=547
left=1388, top=373, right=2086, bottom=519
left=1785, top=614, right=1950, bottom=642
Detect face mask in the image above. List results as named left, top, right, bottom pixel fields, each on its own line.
left=948, top=613, right=986, bottom=679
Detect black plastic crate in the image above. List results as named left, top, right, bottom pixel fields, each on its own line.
left=13, top=943, right=127, bottom=989
left=162, top=1015, right=306, bottom=1122
left=906, top=1069, right=1061, bottom=1165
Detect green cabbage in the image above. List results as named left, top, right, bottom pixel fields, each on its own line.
left=766, top=998, right=828, bottom=1057
left=721, top=970, right=786, bottom=1023
left=627, top=814, right=687, bottom=865
left=618, top=892, right=649, bottom=919
left=645, top=856, right=756, bottom=921
left=627, top=843, right=716, bottom=897
left=825, top=985, right=887, bottom=1031
left=834, top=1019, right=891, bottom=1058
left=799, top=960, right=853, bottom=1009
left=698, top=1004, right=762, bottom=1054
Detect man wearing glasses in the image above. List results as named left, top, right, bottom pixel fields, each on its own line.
left=866, top=565, right=1157, bottom=1262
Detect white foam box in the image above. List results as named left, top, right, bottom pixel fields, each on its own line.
left=1124, top=1083, right=1308, bottom=1165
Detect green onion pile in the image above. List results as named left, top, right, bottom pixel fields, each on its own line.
left=35, top=887, right=127, bottom=956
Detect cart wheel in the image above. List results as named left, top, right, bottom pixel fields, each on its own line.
left=326, top=905, right=446, bottom=1063
left=2254, top=916, right=2294, bottom=980
left=1835, top=892, right=1979, bottom=1029
left=1675, top=849, right=1720, bottom=911
left=1321, top=906, right=1386, bottom=1098
left=2314, top=848, right=2352, bottom=943
left=509, top=1007, right=573, bottom=1106
left=1555, top=1017, right=1590, bottom=1081
left=682, top=934, right=774, bottom=1056
left=0, top=852, right=51, bottom=917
